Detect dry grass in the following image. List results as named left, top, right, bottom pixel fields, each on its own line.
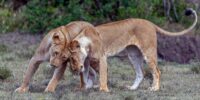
left=0, top=33, right=200, bottom=100
left=190, top=62, right=200, bottom=74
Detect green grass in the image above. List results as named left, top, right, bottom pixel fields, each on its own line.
left=0, top=44, right=8, bottom=53
left=0, top=67, right=12, bottom=80
left=0, top=33, right=200, bottom=100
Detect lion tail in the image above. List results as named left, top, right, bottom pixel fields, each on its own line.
left=155, top=8, right=198, bottom=36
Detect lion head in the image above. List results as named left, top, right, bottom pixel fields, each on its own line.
left=50, top=31, right=70, bottom=68
left=68, top=39, right=91, bottom=74
left=68, top=26, right=102, bottom=74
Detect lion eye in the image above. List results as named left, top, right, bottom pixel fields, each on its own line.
left=53, top=51, right=59, bottom=56
left=76, top=44, right=80, bottom=48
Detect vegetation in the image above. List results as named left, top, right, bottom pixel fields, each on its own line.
left=0, top=0, right=195, bottom=33
left=190, top=62, right=200, bottom=74
left=0, top=44, right=8, bottom=53
left=0, top=67, right=12, bottom=80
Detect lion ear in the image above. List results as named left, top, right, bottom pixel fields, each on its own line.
left=52, top=33, right=60, bottom=44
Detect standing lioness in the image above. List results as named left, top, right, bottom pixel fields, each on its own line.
left=68, top=8, right=197, bottom=92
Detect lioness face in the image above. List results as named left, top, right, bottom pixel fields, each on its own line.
left=69, top=40, right=89, bottom=74
left=50, top=32, right=70, bottom=68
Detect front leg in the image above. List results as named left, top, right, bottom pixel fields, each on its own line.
left=15, top=55, right=44, bottom=93
left=99, top=56, right=109, bottom=92
left=79, top=57, right=98, bottom=89
left=80, top=72, right=85, bottom=89
left=80, top=58, right=93, bottom=89
left=45, top=63, right=67, bottom=92
left=80, top=67, right=97, bottom=89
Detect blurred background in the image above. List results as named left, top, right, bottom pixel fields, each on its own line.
left=0, top=0, right=199, bottom=33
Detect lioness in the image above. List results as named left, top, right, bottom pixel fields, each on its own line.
left=15, top=21, right=96, bottom=93
left=68, top=8, right=197, bottom=92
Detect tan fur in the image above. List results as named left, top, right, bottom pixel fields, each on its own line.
left=69, top=9, right=197, bottom=92
left=15, top=21, right=94, bottom=93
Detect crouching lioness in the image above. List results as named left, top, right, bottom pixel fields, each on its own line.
left=15, top=21, right=97, bottom=93
left=68, top=8, right=197, bottom=92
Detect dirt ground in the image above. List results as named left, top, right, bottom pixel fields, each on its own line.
left=0, top=32, right=200, bottom=100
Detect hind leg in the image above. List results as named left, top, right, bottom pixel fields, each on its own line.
left=143, top=48, right=161, bottom=91
left=126, top=46, right=144, bottom=90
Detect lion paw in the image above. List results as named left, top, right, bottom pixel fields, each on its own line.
left=93, top=84, right=99, bottom=88
left=44, top=87, right=55, bottom=93
left=126, top=85, right=138, bottom=90
left=85, top=79, right=93, bottom=89
left=148, top=86, right=159, bottom=91
left=15, top=86, right=29, bottom=93
left=99, top=87, right=110, bottom=92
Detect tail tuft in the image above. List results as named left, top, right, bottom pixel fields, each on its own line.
left=185, top=8, right=193, bottom=16
left=155, top=8, right=197, bottom=36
